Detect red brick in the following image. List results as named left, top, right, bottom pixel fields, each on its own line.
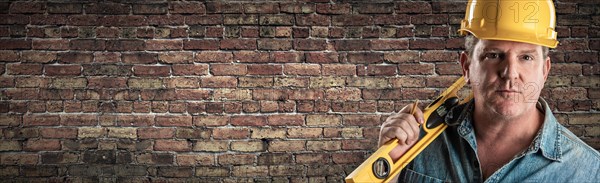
left=356, top=3, right=393, bottom=14
left=288, top=89, right=322, bottom=100
left=47, top=3, right=82, bottom=14
left=411, top=14, right=448, bottom=24
left=252, top=89, right=288, bottom=101
left=30, top=14, right=68, bottom=25
left=269, top=140, right=306, bottom=153
left=210, top=64, right=248, bottom=76
left=295, top=14, right=330, bottom=26
left=33, top=39, right=69, bottom=50
left=158, top=52, right=193, bottom=64
left=195, top=51, right=233, bottom=63
left=156, top=115, right=192, bottom=127
left=371, top=40, right=409, bottom=50
left=556, top=39, right=588, bottom=50
left=23, top=114, right=60, bottom=126
left=175, top=89, right=211, bottom=100
left=384, top=51, right=419, bottom=63
left=155, top=140, right=191, bottom=151
left=69, top=39, right=106, bottom=51
left=185, top=15, right=223, bottom=25
left=0, top=51, right=19, bottom=62
left=367, top=65, right=397, bottom=76
left=410, top=39, right=446, bottom=49
left=100, top=15, right=148, bottom=27
left=396, top=2, right=432, bottom=13
left=223, top=14, right=258, bottom=25
left=325, top=88, right=362, bottom=101
left=106, top=40, right=145, bottom=51
left=172, top=64, right=208, bottom=76
left=296, top=153, right=329, bottom=164
left=273, top=52, right=303, bottom=63
left=294, top=39, right=327, bottom=51
left=259, top=15, right=293, bottom=25
left=170, top=1, right=205, bottom=14
left=10, top=2, right=45, bottom=14
left=133, top=65, right=171, bottom=76
left=566, top=52, right=598, bottom=63
left=116, top=115, right=154, bottom=127
left=0, top=14, right=29, bottom=25
left=247, top=64, right=282, bottom=75
left=45, top=65, right=81, bottom=76
left=133, top=3, right=167, bottom=14
left=243, top=2, right=279, bottom=13
left=7, top=63, right=42, bottom=75
left=284, top=64, right=321, bottom=76
left=87, top=77, right=127, bottom=89
left=550, top=64, right=582, bottom=76
left=332, top=15, right=372, bottom=26
left=398, top=63, right=434, bottom=75
left=61, top=114, right=97, bottom=126
left=206, top=2, right=242, bottom=13
left=322, top=64, right=355, bottom=76
left=316, top=4, right=351, bottom=14
left=184, top=39, right=220, bottom=50
left=213, top=127, right=250, bottom=139
left=436, top=63, right=462, bottom=75
left=146, top=39, right=182, bottom=51
left=0, top=39, right=31, bottom=50
left=421, top=50, right=459, bottom=62
left=334, top=40, right=370, bottom=51
left=231, top=115, right=267, bottom=126
left=93, top=52, right=120, bottom=63
left=86, top=3, right=130, bottom=14
left=267, top=115, right=304, bottom=126
left=373, top=14, right=410, bottom=25
left=332, top=152, right=364, bottom=164
left=257, top=39, right=292, bottom=51
left=201, top=76, right=237, bottom=88
left=122, top=52, right=158, bottom=64
left=24, top=139, right=61, bottom=151
left=40, top=128, right=78, bottom=139
left=280, top=3, right=315, bottom=13
left=220, top=39, right=257, bottom=50
left=234, top=51, right=271, bottom=63
left=347, top=52, right=384, bottom=64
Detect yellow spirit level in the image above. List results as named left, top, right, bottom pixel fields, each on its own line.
left=345, top=76, right=472, bottom=183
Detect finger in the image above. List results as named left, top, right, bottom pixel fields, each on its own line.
left=393, top=129, right=409, bottom=145
left=397, top=120, right=416, bottom=144
left=412, top=104, right=425, bottom=124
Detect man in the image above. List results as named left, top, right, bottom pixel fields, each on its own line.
left=378, top=0, right=600, bottom=182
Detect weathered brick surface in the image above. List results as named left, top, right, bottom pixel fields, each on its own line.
left=0, top=1, right=597, bottom=182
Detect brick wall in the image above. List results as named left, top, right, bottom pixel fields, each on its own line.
left=0, top=0, right=598, bottom=182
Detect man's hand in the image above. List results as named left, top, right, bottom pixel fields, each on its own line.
left=378, top=102, right=424, bottom=161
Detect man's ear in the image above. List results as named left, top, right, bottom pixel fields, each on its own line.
left=460, top=51, right=470, bottom=83
left=543, top=56, right=551, bottom=81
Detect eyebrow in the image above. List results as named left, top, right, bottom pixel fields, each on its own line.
left=481, top=48, right=538, bottom=54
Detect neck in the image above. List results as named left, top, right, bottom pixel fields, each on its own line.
left=472, top=103, right=544, bottom=145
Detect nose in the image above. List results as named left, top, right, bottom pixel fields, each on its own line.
left=499, top=56, right=519, bottom=81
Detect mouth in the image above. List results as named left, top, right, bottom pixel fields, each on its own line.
left=495, top=90, right=521, bottom=95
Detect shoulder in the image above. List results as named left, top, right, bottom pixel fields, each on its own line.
left=557, top=124, right=600, bottom=163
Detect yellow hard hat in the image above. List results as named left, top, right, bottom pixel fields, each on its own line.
left=458, top=0, right=558, bottom=48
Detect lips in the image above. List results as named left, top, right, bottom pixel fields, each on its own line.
left=496, top=89, right=520, bottom=93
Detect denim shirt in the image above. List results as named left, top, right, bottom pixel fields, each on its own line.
left=399, top=98, right=600, bottom=183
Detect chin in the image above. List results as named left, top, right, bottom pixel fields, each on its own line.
left=487, top=97, right=522, bottom=118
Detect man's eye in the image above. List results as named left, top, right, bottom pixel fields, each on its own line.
left=522, top=55, right=534, bottom=61
left=485, top=53, right=499, bottom=59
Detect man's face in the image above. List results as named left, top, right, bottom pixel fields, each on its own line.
left=461, top=39, right=551, bottom=120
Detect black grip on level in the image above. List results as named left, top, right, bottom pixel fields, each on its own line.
left=426, top=97, right=459, bottom=129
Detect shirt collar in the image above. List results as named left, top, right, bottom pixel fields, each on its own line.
left=448, top=97, right=562, bottom=161
left=535, top=97, right=562, bottom=161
